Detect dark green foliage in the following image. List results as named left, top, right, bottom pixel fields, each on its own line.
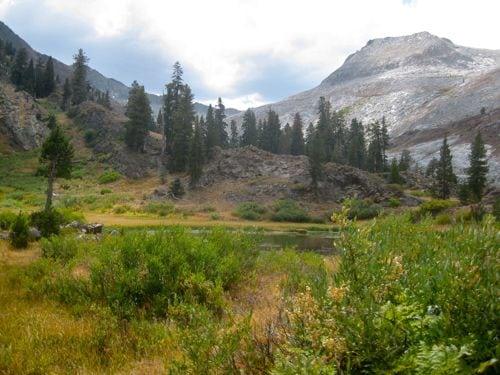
left=433, top=136, right=457, bottom=199
left=61, top=78, right=72, bottom=110
left=347, top=118, right=366, bottom=169
left=466, top=131, right=488, bottom=202
left=260, top=109, right=281, bottom=154
left=205, top=104, right=216, bottom=156
left=10, top=48, right=28, bottom=88
left=342, top=197, right=381, bottom=220
left=98, top=171, right=121, bottom=184
left=124, top=80, right=151, bottom=151
left=30, top=209, right=62, bottom=237
left=457, top=180, right=470, bottom=205
left=24, top=59, right=35, bottom=95
left=278, top=123, right=292, bottom=154
left=425, top=157, right=439, bottom=177
left=89, top=227, right=259, bottom=319
left=235, top=201, right=267, bottom=221
left=84, top=129, right=97, bottom=147
left=0, top=211, right=17, bottom=230
left=169, top=178, right=185, bottom=198
left=389, top=158, right=403, bottom=184
left=240, top=109, right=257, bottom=147
left=308, top=130, right=324, bottom=188
left=188, top=119, right=205, bottom=187
left=39, top=121, right=74, bottom=211
left=269, top=199, right=310, bottom=223
left=41, top=235, right=79, bottom=263
left=43, top=57, right=55, bottom=96
left=9, top=212, right=30, bottom=248
left=213, top=97, right=228, bottom=149
left=71, top=49, right=89, bottom=105
left=412, top=199, right=456, bottom=221
left=366, top=120, right=388, bottom=173
left=398, top=149, right=412, bottom=171
left=492, top=197, right=500, bottom=222
left=229, top=119, right=238, bottom=148
left=388, top=197, right=401, bottom=208
left=290, top=112, right=305, bottom=155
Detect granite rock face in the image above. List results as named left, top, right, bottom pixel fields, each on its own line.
left=0, top=83, right=48, bottom=150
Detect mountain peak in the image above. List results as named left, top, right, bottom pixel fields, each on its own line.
left=320, top=31, right=495, bottom=87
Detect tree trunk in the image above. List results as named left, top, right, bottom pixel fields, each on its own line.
left=45, top=162, right=55, bottom=212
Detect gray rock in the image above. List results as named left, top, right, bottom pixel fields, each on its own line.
left=28, top=227, right=41, bottom=240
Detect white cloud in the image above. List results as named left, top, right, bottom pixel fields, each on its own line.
left=2, top=0, right=499, bottom=104
left=200, top=93, right=269, bottom=110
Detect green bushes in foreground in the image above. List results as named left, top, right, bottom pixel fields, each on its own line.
left=342, top=197, right=381, bottom=220
left=235, top=201, right=267, bottom=221
left=276, top=213, right=499, bottom=374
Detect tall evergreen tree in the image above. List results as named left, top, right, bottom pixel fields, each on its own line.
left=347, top=118, right=366, bottom=169
left=102, top=90, right=111, bottom=109
left=290, top=113, right=305, bottom=155
left=467, top=131, right=489, bottom=202
left=261, top=109, right=281, bottom=153
left=279, top=123, right=292, bottom=154
left=61, top=78, right=72, bottom=110
left=366, top=121, right=386, bottom=172
left=39, top=116, right=74, bottom=211
left=24, top=58, right=35, bottom=95
left=170, top=83, right=194, bottom=171
left=125, top=81, right=152, bottom=152
left=156, top=109, right=164, bottom=131
left=433, top=136, right=457, bottom=199
left=304, top=122, right=315, bottom=156
left=389, top=158, right=403, bottom=184
left=188, top=118, right=205, bottom=187
left=229, top=119, right=238, bottom=148
left=43, top=57, right=55, bottom=97
left=240, top=109, right=258, bottom=147
left=205, top=104, right=217, bottom=157
left=10, top=48, right=28, bottom=87
left=398, top=149, right=412, bottom=172
left=331, top=111, right=346, bottom=164
left=34, top=58, right=45, bottom=98
left=214, top=97, right=228, bottom=148
left=257, top=119, right=265, bottom=149
left=71, top=49, right=89, bottom=105
left=316, top=97, right=333, bottom=161
left=309, top=131, right=324, bottom=188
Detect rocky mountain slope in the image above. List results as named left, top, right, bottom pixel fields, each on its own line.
left=229, top=32, right=500, bottom=183
left=0, top=21, right=240, bottom=117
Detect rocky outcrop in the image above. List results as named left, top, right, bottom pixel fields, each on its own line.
left=74, top=101, right=161, bottom=178
left=0, top=83, right=48, bottom=150
left=198, top=146, right=398, bottom=203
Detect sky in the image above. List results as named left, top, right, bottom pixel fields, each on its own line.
left=0, top=0, right=499, bottom=109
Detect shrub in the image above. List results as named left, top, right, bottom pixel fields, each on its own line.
left=9, top=212, right=30, bottom=248
left=57, top=207, right=85, bottom=223
left=388, top=197, right=401, bottom=208
left=235, top=201, right=267, bottom=221
left=493, top=197, right=500, bottom=222
left=100, top=188, right=112, bottom=195
left=269, top=199, right=310, bottom=223
left=41, top=235, right=79, bottom=263
left=342, top=198, right=381, bottom=220
left=30, top=209, right=63, bottom=237
left=84, top=129, right=97, bottom=147
left=143, top=201, right=174, bottom=217
left=419, top=199, right=456, bottom=215
left=435, top=213, right=453, bottom=225
left=98, top=170, right=121, bottom=184
left=210, top=213, right=221, bottom=221
left=0, top=210, right=17, bottom=230
left=454, top=208, right=472, bottom=223
left=90, top=227, right=259, bottom=319
left=169, top=178, right=185, bottom=198
left=113, top=205, right=131, bottom=214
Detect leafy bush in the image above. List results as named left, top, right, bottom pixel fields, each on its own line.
left=0, top=210, right=17, bottom=230
left=342, top=197, right=381, bottom=220
left=169, top=178, right=185, bottom=198
left=210, top=213, right=221, bottom=220
left=143, top=201, right=174, bottom=217
left=41, top=235, right=79, bottom=263
left=269, top=199, right=310, bottom=223
left=30, top=209, right=63, bottom=237
left=57, top=207, right=85, bottom=223
left=419, top=199, right=456, bottom=215
left=235, top=201, right=267, bottom=221
left=388, top=197, right=401, bottom=208
left=100, top=188, right=112, bottom=195
left=277, top=213, right=499, bottom=373
left=90, top=227, right=259, bottom=319
left=84, top=129, right=97, bottom=147
left=9, top=212, right=30, bottom=248
left=434, top=213, right=453, bottom=225
left=98, top=170, right=121, bottom=184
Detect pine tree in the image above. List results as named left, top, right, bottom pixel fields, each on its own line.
left=71, top=49, right=89, bottom=105
left=169, top=178, right=185, bottom=198
left=257, top=119, right=265, bottom=149
left=261, top=109, right=281, bottom=153
left=240, top=109, right=257, bottom=146
left=389, top=158, right=403, bottom=184
left=316, top=97, right=333, bottom=161
left=170, top=84, right=194, bottom=171
left=214, top=97, right=228, bottom=148
left=39, top=116, right=74, bottom=211
left=205, top=104, right=217, bottom=157
left=331, top=111, right=346, bottom=164
left=10, top=48, right=28, bottom=87
left=229, top=119, right=238, bottom=148
left=61, top=78, right=72, bottom=110
left=433, top=136, right=456, bottom=199
left=290, top=112, right=305, bottom=155
left=467, top=131, right=489, bottom=202
left=103, top=90, right=111, bottom=109
left=24, top=58, right=35, bottom=95
left=278, top=123, right=292, bottom=154
left=304, top=122, right=315, bottom=156
left=347, top=118, right=366, bottom=169
left=125, top=81, right=151, bottom=152
left=188, top=119, right=205, bottom=187
left=43, top=57, right=55, bottom=97
left=34, top=58, right=45, bottom=98
left=366, top=121, right=385, bottom=172
left=398, top=149, right=412, bottom=171
left=309, top=131, right=324, bottom=188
